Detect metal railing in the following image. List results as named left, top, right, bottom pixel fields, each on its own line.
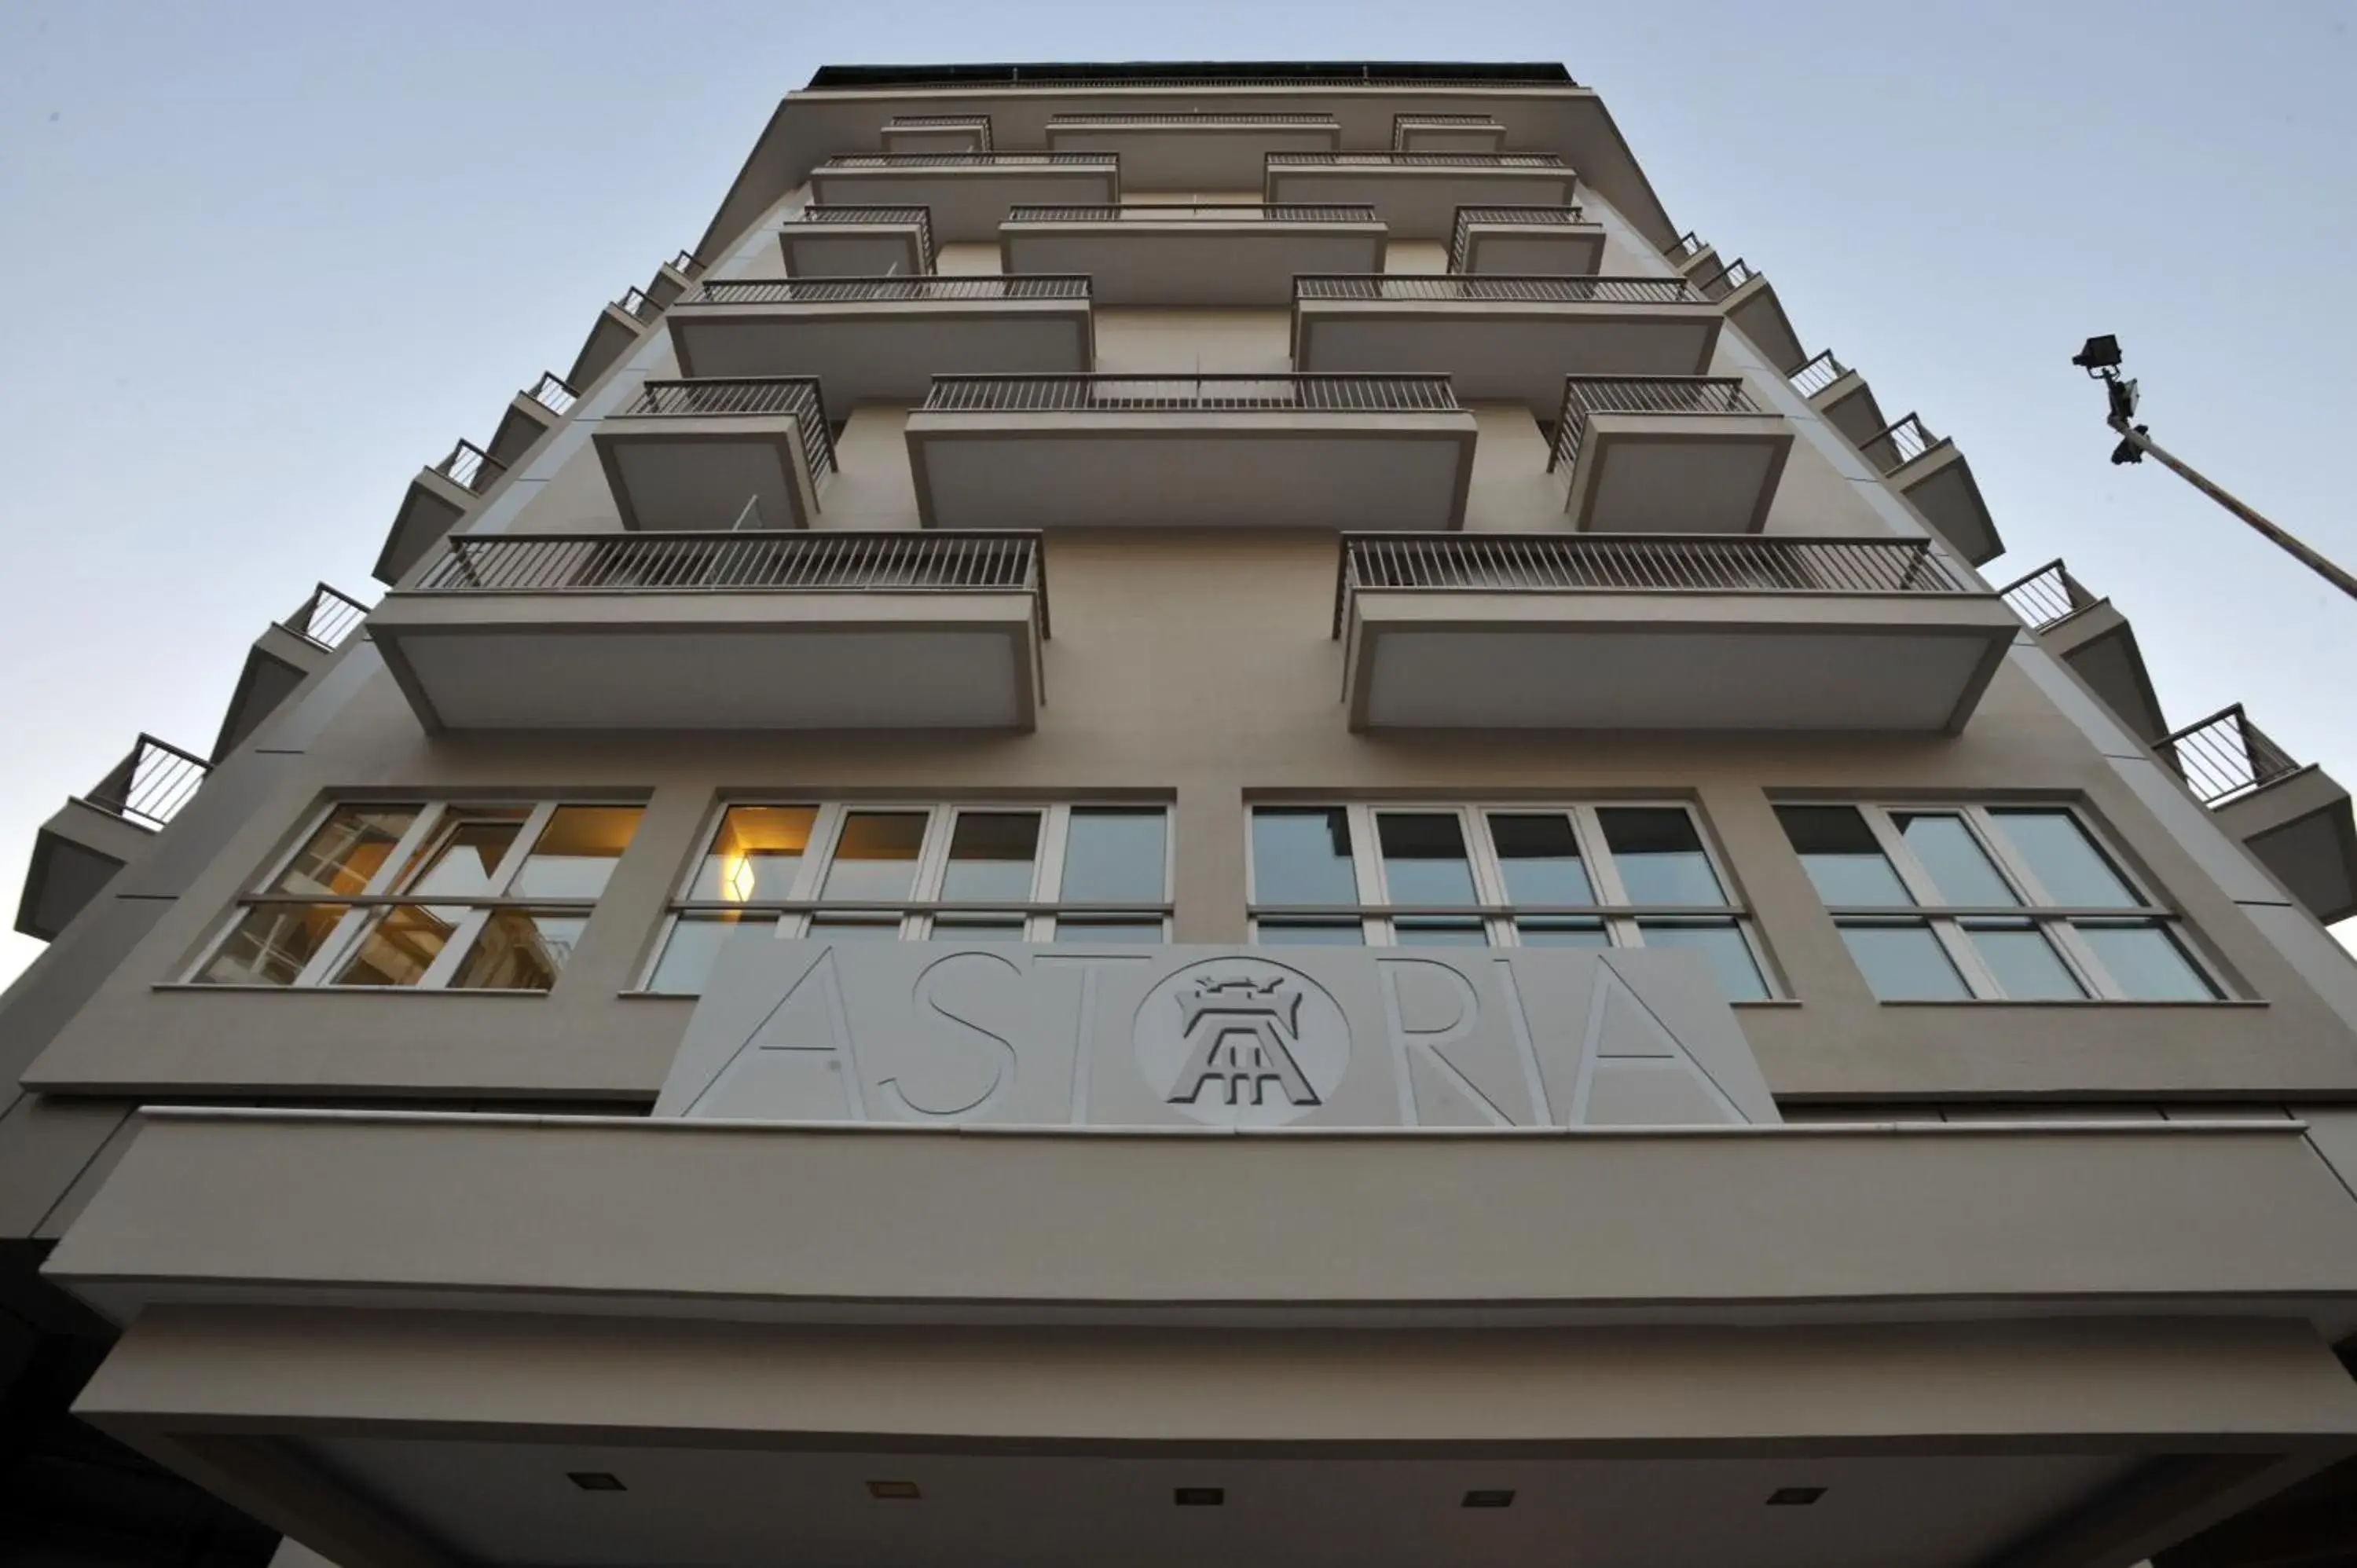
left=2159, top=705, right=2304, bottom=806
left=886, top=114, right=994, bottom=149
left=1692, top=258, right=1758, bottom=297
left=84, top=735, right=210, bottom=831
left=1394, top=112, right=1503, bottom=148
left=1335, top=534, right=1975, bottom=636
left=284, top=584, right=371, bottom=649
left=617, top=286, right=659, bottom=324
left=1670, top=231, right=1707, bottom=259
left=1449, top=203, right=1587, bottom=271
left=1789, top=350, right=1847, bottom=400
left=432, top=440, right=505, bottom=495
left=1047, top=111, right=1336, bottom=126
left=807, top=69, right=1578, bottom=90
left=1996, top=559, right=2100, bottom=632
left=791, top=204, right=939, bottom=273
left=1268, top=151, right=1567, bottom=169
left=1005, top=202, right=1377, bottom=224
left=667, top=251, right=706, bottom=278
left=1868, top=413, right=1943, bottom=472
left=685, top=275, right=1090, bottom=305
left=525, top=372, right=577, bottom=417
left=1296, top=274, right=1701, bottom=304
left=415, top=532, right=1047, bottom=634
left=819, top=152, right=1116, bottom=169
left=618, top=378, right=834, bottom=478
left=1548, top=377, right=1766, bottom=473
left=921, top=372, right=1461, bottom=414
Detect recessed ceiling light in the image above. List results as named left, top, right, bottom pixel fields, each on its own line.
left=567, top=1471, right=625, bottom=1493
left=1766, top=1486, right=1826, bottom=1507
left=1174, top=1486, right=1225, bottom=1507
left=867, top=1480, right=922, bottom=1501
left=1461, top=1489, right=1516, bottom=1509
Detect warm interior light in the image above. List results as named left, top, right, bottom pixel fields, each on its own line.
left=722, top=851, right=756, bottom=903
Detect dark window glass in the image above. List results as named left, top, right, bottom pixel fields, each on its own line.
left=1601, top=808, right=1726, bottom=904
left=1252, top=808, right=1358, bottom=905
left=1777, top=805, right=1908, bottom=906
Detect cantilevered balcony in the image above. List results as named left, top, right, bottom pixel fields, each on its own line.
left=1337, top=534, right=2014, bottom=732
left=376, top=440, right=505, bottom=585
left=881, top=114, right=992, bottom=154
left=1393, top=113, right=1507, bottom=152
left=1667, top=230, right=1722, bottom=288
left=807, top=153, right=1118, bottom=243
left=1550, top=377, right=1792, bottom=534
left=1292, top=276, right=1718, bottom=412
left=1265, top=152, right=1575, bottom=239
left=643, top=251, right=709, bottom=311
left=211, top=584, right=371, bottom=761
left=484, top=372, right=577, bottom=470
left=778, top=205, right=937, bottom=278
left=2163, top=706, right=2357, bottom=925
left=1043, top=112, right=1340, bottom=188
left=1692, top=258, right=1809, bottom=377
left=566, top=285, right=662, bottom=391
left=666, top=276, right=1094, bottom=422
left=1789, top=350, right=1891, bottom=453
left=906, top=373, right=1475, bottom=531
left=16, top=737, right=208, bottom=941
left=1863, top=412, right=2006, bottom=566
left=592, top=378, right=835, bottom=532
left=371, top=532, right=1047, bottom=733
left=2000, top=559, right=2167, bottom=743
left=1449, top=203, right=1604, bottom=275
left=999, top=203, right=1384, bottom=306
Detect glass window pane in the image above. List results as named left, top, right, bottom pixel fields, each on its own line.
left=1054, top=920, right=1164, bottom=943
left=1488, top=814, right=1595, bottom=905
left=1060, top=809, right=1167, bottom=903
left=806, top=915, right=904, bottom=940
left=1637, top=919, right=1768, bottom=1000
left=193, top=903, right=351, bottom=985
left=453, top=910, right=585, bottom=991
left=1776, top=805, right=1910, bottom=907
left=1516, top=918, right=1611, bottom=948
left=1393, top=918, right=1486, bottom=947
left=1251, top=808, right=1358, bottom=906
left=647, top=911, right=757, bottom=995
left=2075, top=919, right=2219, bottom=1000
left=1376, top=813, right=1478, bottom=905
left=940, top=811, right=1039, bottom=902
left=929, top=915, right=1026, bottom=941
left=269, top=806, right=416, bottom=897
left=511, top=807, right=643, bottom=899
left=820, top=812, right=929, bottom=900
left=398, top=813, right=530, bottom=899
left=691, top=805, right=817, bottom=903
left=332, top=905, right=461, bottom=987
left=1837, top=920, right=1970, bottom=1001
left=1600, top=809, right=1727, bottom=905
left=1966, top=920, right=2087, bottom=999
left=1896, top=813, right=2018, bottom=907
left=1990, top=810, right=2140, bottom=907
left=1254, top=921, right=1365, bottom=946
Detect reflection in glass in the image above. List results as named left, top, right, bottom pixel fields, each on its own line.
left=1637, top=919, right=1767, bottom=1000
left=1990, top=811, right=2139, bottom=907
left=1253, top=921, right=1365, bottom=946
left=1838, top=920, right=1970, bottom=1001
left=806, top=915, right=904, bottom=940
left=1060, top=809, right=1167, bottom=903
left=1896, top=813, right=2018, bottom=906
left=647, top=911, right=753, bottom=995
left=401, top=811, right=530, bottom=899
left=1966, top=920, right=2086, bottom=999
left=1601, top=809, right=1726, bottom=905
left=929, top=915, right=1027, bottom=941
left=2075, top=919, right=2219, bottom=999
left=1488, top=813, right=1594, bottom=905
left=511, top=807, right=643, bottom=899
left=942, top=812, right=1040, bottom=902
left=820, top=812, right=928, bottom=900
left=692, top=806, right=817, bottom=903
left=1376, top=813, right=1478, bottom=905
left=1252, top=808, right=1358, bottom=905
left=455, top=910, right=586, bottom=990
left=1516, top=918, right=1611, bottom=948
left=1776, top=805, right=1908, bottom=906
left=271, top=807, right=415, bottom=897
left=333, top=905, right=460, bottom=986
left=193, top=903, right=352, bottom=985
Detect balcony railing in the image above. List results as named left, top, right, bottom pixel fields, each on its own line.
left=794, top=203, right=938, bottom=271
left=1692, top=258, right=1759, bottom=295
left=668, top=251, right=706, bottom=279
left=85, top=735, right=210, bottom=832
left=1296, top=275, right=1701, bottom=304
left=1268, top=151, right=1567, bottom=169
left=618, top=286, right=659, bottom=324
left=1335, top=534, right=1972, bottom=636
left=432, top=440, right=505, bottom=496
left=1006, top=203, right=1378, bottom=224
left=1047, top=111, right=1336, bottom=126
left=920, top=372, right=1461, bottom=414
left=1448, top=203, right=1586, bottom=269
left=805, top=68, right=1578, bottom=90
left=1997, top=559, right=2101, bottom=632
left=2160, top=705, right=2304, bottom=807
left=416, top=532, right=1047, bottom=632
left=1394, top=112, right=1501, bottom=148
left=1547, top=377, right=1765, bottom=474
left=284, top=584, right=371, bottom=650
left=618, top=377, right=836, bottom=479
left=818, top=152, right=1116, bottom=170
left=525, top=372, right=577, bottom=417
left=686, top=276, right=1091, bottom=305
left=1670, top=231, right=1707, bottom=260
left=886, top=114, right=993, bottom=148
left=1869, top=413, right=1942, bottom=472
left=1789, top=350, right=1847, bottom=400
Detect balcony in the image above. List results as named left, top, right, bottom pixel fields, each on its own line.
left=1265, top=152, right=1576, bottom=239
left=211, top=584, right=371, bottom=761
left=1393, top=112, right=1507, bottom=152
left=592, top=378, right=835, bottom=532
left=566, top=285, right=662, bottom=391
left=1788, top=350, right=1890, bottom=453
left=778, top=204, right=937, bottom=277
left=369, top=532, right=1047, bottom=734
left=1292, top=276, right=1719, bottom=413
left=1863, top=413, right=2006, bottom=566
left=881, top=114, right=992, bottom=153
left=1043, top=112, right=1340, bottom=188
left=376, top=439, right=505, bottom=585
left=999, top=203, right=1384, bottom=306
left=1667, top=229, right=1721, bottom=286
left=16, top=737, right=208, bottom=941
left=483, top=372, right=577, bottom=470
left=905, top=374, right=1475, bottom=531
left=643, top=251, right=709, bottom=311
left=1999, top=559, right=2166, bottom=743
left=1449, top=203, right=1604, bottom=275
left=1336, top=534, right=2014, bottom=732
left=807, top=153, right=1118, bottom=243
left=1692, top=258, right=1809, bottom=377
left=1549, top=377, right=1792, bottom=534
left=666, top=276, right=1094, bottom=422
left=2162, top=706, right=2357, bottom=925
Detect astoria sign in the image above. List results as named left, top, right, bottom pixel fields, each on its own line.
left=657, top=940, right=1780, bottom=1129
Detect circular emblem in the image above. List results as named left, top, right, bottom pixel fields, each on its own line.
left=1134, top=958, right=1351, bottom=1127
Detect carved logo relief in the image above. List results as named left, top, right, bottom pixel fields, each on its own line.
left=1133, top=961, right=1350, bottom=1126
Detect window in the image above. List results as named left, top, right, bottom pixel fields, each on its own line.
left=642, top=803, right=1172, bottom=994
left=1777, top=804, right=2220, bottom=1002
left=192, top=801, right=641, bottom=991
left=1244, top=804, right=1771, bottom=1000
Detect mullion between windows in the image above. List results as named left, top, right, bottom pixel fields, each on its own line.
left=289, top=801, right=452, bottom=988
left=1959, top=805, right=2149, bottom=1001
left=1857, top=806, right=2004, bottom=998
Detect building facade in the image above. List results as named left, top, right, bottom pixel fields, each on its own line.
left=6, top=58, right=2357, bottom=1568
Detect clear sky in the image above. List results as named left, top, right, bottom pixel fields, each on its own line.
left=1, top=0, right=2352, bottom=987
